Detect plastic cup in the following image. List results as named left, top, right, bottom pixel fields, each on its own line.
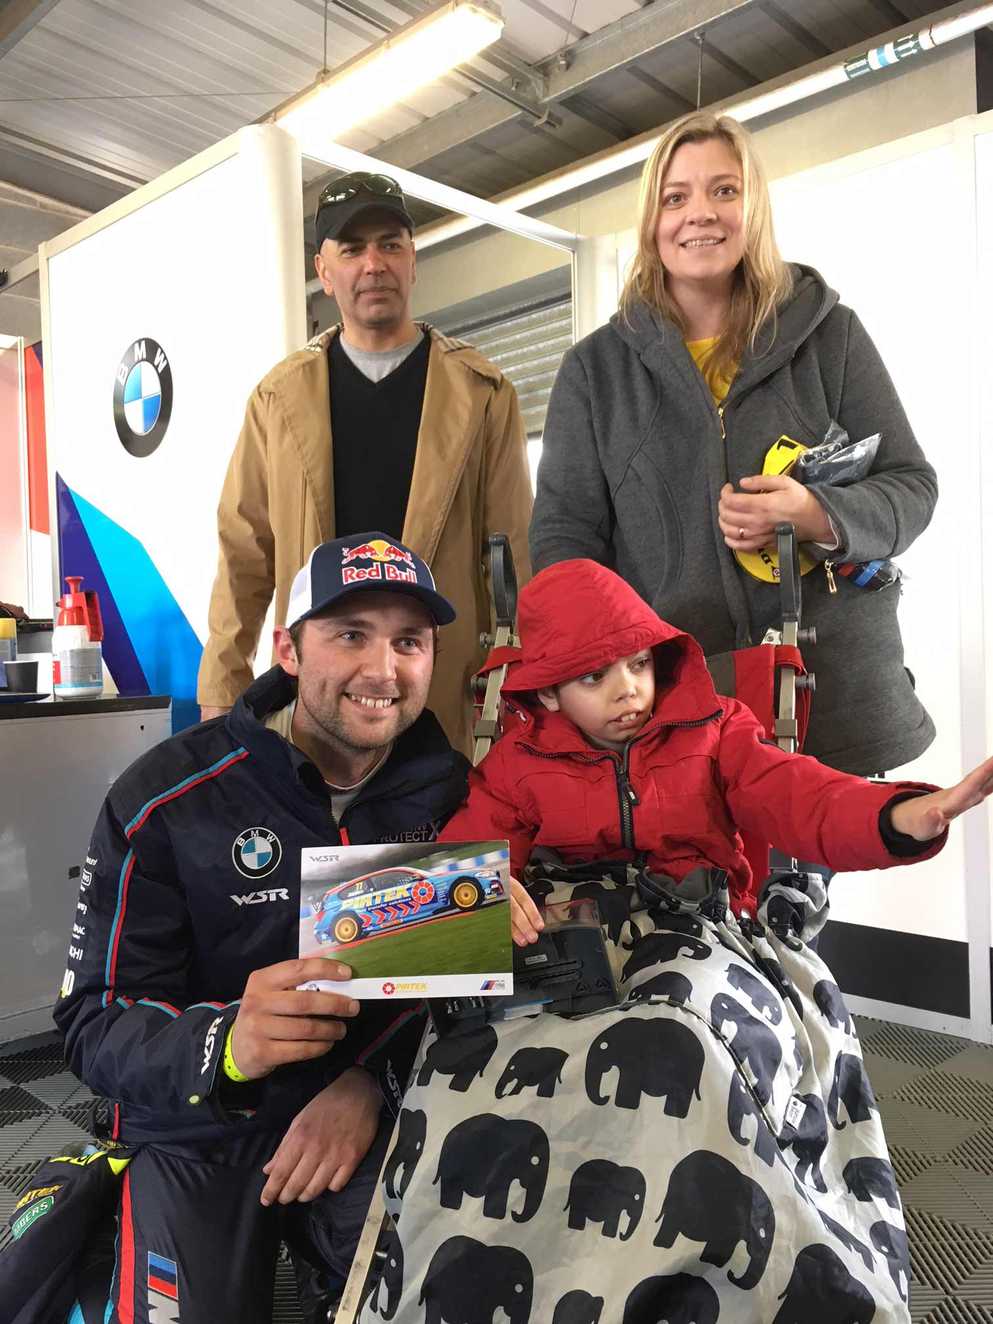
left=2, top=660, right=39, bottom=692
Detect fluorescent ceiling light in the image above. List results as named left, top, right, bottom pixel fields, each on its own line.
left=275, top=1, right=503, bottom=148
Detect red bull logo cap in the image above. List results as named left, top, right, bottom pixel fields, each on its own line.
left=286, top=532, right=456, bottom=628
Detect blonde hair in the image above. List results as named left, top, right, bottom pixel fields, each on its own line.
left=620, top=112, right=793, bottom=383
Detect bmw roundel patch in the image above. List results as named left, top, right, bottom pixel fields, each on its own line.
left=113, top=338, right=173, bottom=458
left=232, top=827, right=282, bottom=880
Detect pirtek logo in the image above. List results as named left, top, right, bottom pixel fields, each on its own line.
left=201, top=1015, right=223, bottom=1075
left=230, top=888, right=290, bottom=906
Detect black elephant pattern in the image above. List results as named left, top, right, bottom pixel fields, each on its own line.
left=844, top=1156, right=900, bottom=1209
left=361, top=872, right=904, bottom=1324
left=585, top=1016, right=703, bottom=1115
left=622, top=1272, right=720, bottom=1324
left=434, top=1114, right=549, bottom=1222
left=553, top=1290, right=604, bottom=1324
left=871, top=1220, right=910, bottom=1301
left=652, top=910, right=705, bottom=939
left=627, top=971, right=693, bottom=1005
left=495, top=1046, right=568, bottom=1099
left=710, top=993, right=782, bottom=1105
left=727, top=1074, right=778, bottom=1166
left=654, top=1150, right=775, bottom=1288
left=419, top=1235, right=532, bottom=1324
left=622, top=932, right=711, bottom=980
left=383, top=1108, right=426, bottom=1201
left=829, top=1053, right=878, bottom=1130
left=818, top=1211, right=875, bottom=1271
left=772, top=1244, right=876, bottom=1323
left=726, top=963, right=783, bottom=1024
left=361, top=1223, right=404, bottom=1321
left=417, top=1023, right=498, bottom=1092
left=753, top=952, right=805, bottom=1020
left=813, top=979, right=855, bottom=1033
left=565, top=1158, right=646, bottom=1239
left=783, top=1093, right=829, bottom=1193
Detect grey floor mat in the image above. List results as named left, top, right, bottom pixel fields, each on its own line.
left=4, top=1019, right=993, bottom=1321
left=0, top=1033, right=304, bottom=1321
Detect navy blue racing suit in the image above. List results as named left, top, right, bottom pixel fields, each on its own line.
left=49, top=665, right=469, bottom=1323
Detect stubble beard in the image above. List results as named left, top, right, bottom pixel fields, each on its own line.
left=299, top=687, right=417, bottom=758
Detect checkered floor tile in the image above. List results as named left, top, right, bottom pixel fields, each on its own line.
left=5, top=1020, right=993, bottom=1321
left=0, top=1034, right=303, bottom=1320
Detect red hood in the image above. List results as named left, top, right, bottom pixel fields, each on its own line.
left=500, top=560, right=722, bottom=743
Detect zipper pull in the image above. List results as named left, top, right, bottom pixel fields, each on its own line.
left=618, top=768, right=639, bottom=806
left=824, top=560, right=837, bottom=594
left=717, top=405, right=726, bottom=440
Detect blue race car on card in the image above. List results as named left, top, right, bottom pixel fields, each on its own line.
left=313, top=864, right=504, bottom=946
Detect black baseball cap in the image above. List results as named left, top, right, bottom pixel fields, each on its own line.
left=286, top=533, right=456, bottom=628
left=314, top=172, right=415, bottom=250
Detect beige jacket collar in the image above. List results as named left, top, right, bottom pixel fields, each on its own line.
left=284, top=322, right=498, bottom=562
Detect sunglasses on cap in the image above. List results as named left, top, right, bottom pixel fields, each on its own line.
left=317, top=172, right=404, bottom=210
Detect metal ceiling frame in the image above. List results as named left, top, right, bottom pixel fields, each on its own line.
left=0, top=0, right=61, bottom=59
left=402, top=0, right=993, bottom=250
left=301, top=0, right=758, bottom=213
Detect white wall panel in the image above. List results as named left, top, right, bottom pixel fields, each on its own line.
left=975, top=125, right=993, bottom=985
left=42, top=125, right=305, bottom=726
left=767, top=141, right=971, bottom=943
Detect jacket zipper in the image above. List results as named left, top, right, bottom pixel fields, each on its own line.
left=519, top=709, right=723, bottom=853
left=616, top=743, right=638, bottom=849
left=717, top=404, right=726, bottom=440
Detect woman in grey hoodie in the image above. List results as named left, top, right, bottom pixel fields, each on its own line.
left=530, top=111, right=935, bottom=777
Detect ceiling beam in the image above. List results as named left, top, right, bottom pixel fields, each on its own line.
left=560, top=92, right=637, bottom=142
left=624, top=64, right=696, bottom=115
left=0, top=0, right=61, bottom=58
left=758, top=1, right=833, bottom=59
left=0, top=124, right=148, bottom=191
left=865, top=0, right=910, bottom=24
left=302, top=0, right=757, bottom=215
left=699, top=34, right=761, bottom=87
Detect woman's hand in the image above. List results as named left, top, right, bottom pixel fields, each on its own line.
left=719, top=475, right=835, bottom=549
left=510, top=877, right=544, bottom=946
left=889, top=755, right=993, bottom=842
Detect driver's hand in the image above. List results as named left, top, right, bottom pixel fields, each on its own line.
left=260, top=1067, right=382, bottom=1206
left=229, top=958, right=359, bottom=1080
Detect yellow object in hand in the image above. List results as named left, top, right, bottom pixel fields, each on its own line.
left=733, top=436, right=818, bottom=584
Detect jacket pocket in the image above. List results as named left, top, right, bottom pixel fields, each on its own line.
left=524, top=769, right=597, bottom=850
left=613, top=452, right=685, bottom=595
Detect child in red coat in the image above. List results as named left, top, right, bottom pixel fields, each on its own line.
left=440, top=559, right=993, bottom=943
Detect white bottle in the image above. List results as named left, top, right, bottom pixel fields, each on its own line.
left=52, top=623, right=103, bottom=698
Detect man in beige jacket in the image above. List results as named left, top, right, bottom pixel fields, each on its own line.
left=198, top=171, right=532, bottom=754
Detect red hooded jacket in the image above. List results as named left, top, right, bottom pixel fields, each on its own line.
left=441, top=560, right=940, bottom=911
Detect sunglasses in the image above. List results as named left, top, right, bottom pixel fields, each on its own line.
left=317, top=172, right=404, bottom=211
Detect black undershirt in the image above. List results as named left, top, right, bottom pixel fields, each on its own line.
left=329, top=332, right=431, bottom=539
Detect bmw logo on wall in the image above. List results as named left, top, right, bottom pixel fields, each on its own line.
left=113, top=337, right=173, bottom=458
left=232, top=828, right=283, bottom=880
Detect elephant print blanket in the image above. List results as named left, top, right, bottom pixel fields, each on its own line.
left=356, top=872, right=909, bottom=1324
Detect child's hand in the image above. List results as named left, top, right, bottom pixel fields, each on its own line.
left=510, top=877, right=544, bottom=946
left=889, top=754, right=993, bottom=842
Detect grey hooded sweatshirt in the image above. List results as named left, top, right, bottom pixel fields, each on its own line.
left=530, top=265, right=936, bottom=775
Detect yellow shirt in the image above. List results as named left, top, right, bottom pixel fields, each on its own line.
left=686, top=336, right=737, bottom=405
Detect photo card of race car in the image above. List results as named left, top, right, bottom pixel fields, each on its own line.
left=297, top=839, right=512, bottom=998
